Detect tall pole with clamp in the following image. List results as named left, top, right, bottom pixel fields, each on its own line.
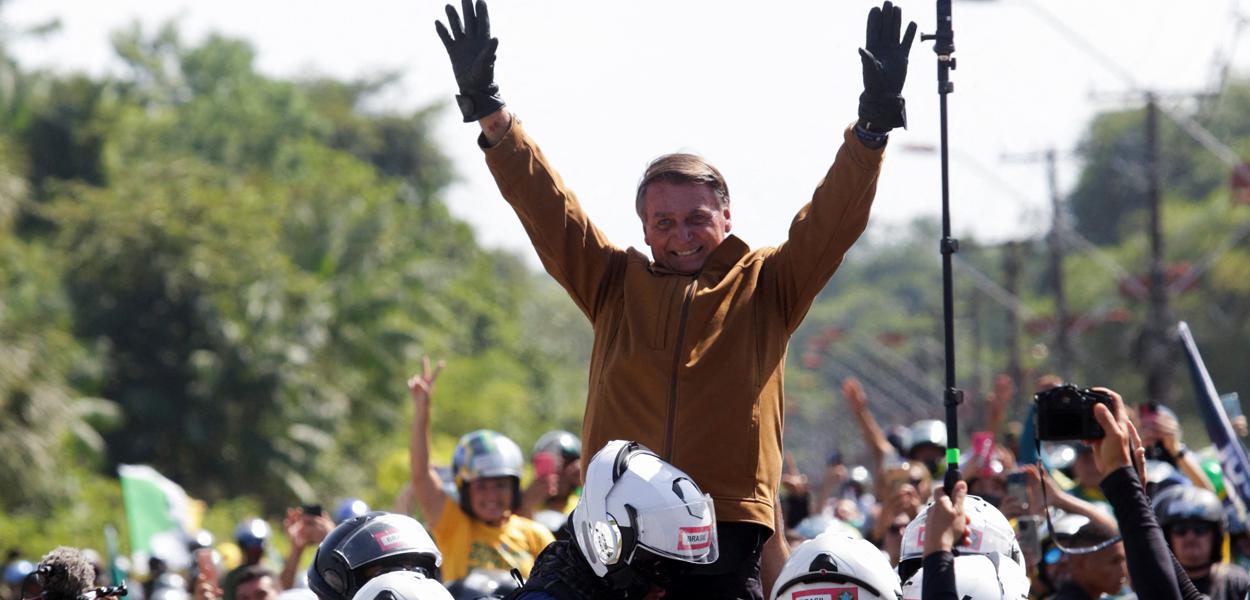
left=922, top=0, right=964, bottom=492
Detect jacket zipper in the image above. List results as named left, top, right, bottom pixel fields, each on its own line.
left=663, top=276, right=698, bottom=459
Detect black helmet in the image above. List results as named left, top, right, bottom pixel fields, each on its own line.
left=444, top=569, right=519, bottom=600
left=308, top=512, right=443, bottom=600
left=1154, top=485, right=1225, bottom=563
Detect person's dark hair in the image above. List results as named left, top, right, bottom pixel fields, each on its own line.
left=1069, top=521, right=1119, bottom=551
left=36, top=548, right=96, bottom=600
left=230, top=567, right=275, bottom=595
left=634, top=154, right=729, bottom=220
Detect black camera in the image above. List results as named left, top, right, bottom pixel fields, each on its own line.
left=1035, top=384, right=1114, bottom=441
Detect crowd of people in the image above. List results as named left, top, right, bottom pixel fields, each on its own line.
left=6, top=377, right=1250, bottom=600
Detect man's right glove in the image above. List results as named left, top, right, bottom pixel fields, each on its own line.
left=857, top=1, right=917, bottom=133
left=435, top=0, right=505, bottom=122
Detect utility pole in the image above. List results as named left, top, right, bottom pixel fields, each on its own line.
left=1144, top=94, right=1173, bottom=405
left=1044, top=148, right=1073, bottom=379
left=1003, top=241, right=1022, bottom=393
left=1002, top=147, right=1073, bottom=378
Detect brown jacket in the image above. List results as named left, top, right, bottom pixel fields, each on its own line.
left=483, top=119, right=884, bottom=529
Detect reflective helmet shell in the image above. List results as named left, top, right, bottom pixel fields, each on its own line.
left=334, top=499, right=371, bottom=525
left=532, top=430, right=582, bottom=462
left=350, top=571, right=452, bottom=600
left=907, top=420, right=948, bottom=455
left=4, top=561, right=34, bottom=586
left=1199, top=457, right=1225, bottom=499
left=1154, top=485, right=1225, bottom=529
left=444, top=569, right=519, bottom=600
left=901, top=554, right=1029, bottom=600
left=452, top=430, right=524, bottom=487
left=571, top=440, right=719, bottom=588
left=771, top=533, right=900, bottom=600
left=307, top=512, right=442, bottom=600
left=1153, top=484, right=1225, bottom=563
left=235, top=518, right=271, bottom=549
left=899, top=494, right=1022, bottom=580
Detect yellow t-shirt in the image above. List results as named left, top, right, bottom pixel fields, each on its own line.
left=431, top=497, right=555, bottom=581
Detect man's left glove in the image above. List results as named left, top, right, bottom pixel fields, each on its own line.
left=858, top=1, right=917, bottom=133
left=436, top=0, right=505, bottom=122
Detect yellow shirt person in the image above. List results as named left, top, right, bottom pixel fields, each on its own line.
left=431, top=496, right=554, bottom=580
left=407, top=358, right=555, bottom=582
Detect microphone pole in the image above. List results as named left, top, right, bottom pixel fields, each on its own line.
left=921, top=0, right=964, bottom=492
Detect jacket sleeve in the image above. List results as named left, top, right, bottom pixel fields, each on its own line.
left=1100, top=466, right=1195, bottom=600
left=921, top=551, right=959, bottom=600
left=767, top=124, right=884, bottom=332
left=482, top=119, right=624, bottom=321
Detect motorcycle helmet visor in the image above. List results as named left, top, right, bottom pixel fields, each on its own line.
left=633, top=494, right=719, bottom=565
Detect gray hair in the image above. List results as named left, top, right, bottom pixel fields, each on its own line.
left=634, top=153, right=730, bottom=220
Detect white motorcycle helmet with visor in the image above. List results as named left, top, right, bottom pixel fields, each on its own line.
left=571, top=440, right=719, bottom=591
left=900, top=553, right=1029, bottom=600
left=771, top=533, right=901, bottom=600
left=897, top=493, right=1023, bottom=584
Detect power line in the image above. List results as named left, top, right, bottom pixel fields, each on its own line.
left=1017, top=0, right=1244, bottom=171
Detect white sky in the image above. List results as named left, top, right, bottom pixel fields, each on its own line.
left=8, top=0, right=1248, bottom=265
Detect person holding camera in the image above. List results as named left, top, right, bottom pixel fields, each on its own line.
left=1081, top=386, right=1212, bottom=600
left=434, top=0, right=917, bottom=595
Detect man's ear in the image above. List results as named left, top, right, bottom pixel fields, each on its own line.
left=723, top=207, right=732, bottom=234
left=642, top=220, right=652, bottom=246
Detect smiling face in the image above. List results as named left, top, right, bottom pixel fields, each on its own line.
left=468, top=477, right=514, bottom=525
left=641, top=181, right=732, bottom=273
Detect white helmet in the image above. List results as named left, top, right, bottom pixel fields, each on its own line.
left=571, top=440, right=719, bottom=591
left=771, top=533, right=900, bottom=600
left=351, top=571, right=453, bottom=600
left=900, top=554, right=1029, bottom=600
left=898, top=494, right=1022, bottom=582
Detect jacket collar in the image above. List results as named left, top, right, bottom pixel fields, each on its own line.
left=648, top=235, right=749, bottom=281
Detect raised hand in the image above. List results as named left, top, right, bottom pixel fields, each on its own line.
left=923, top=480, right=969, bottom=555
left=858, top=1, right=917, bottom=132
left=1089, top=387, right=1140, bottom=478
left=407, top=356, right=445, bottom=413
left=435, top=0, right=505, bottom=122
left=842, top=377, right=868, bottom=413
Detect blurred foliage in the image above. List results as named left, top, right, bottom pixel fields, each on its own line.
left=0, top=20, right=589, bottom=559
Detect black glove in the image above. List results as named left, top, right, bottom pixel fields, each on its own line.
left=858, top=1, right=917, bottom=133
left=435, top=0, right=505, bottom=122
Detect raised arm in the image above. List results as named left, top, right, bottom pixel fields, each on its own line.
left=1142, top=410, right=1214, bottom=492
left=435, top=0, right=621, bottom=320
left=408, top=356, right=448, bottom=527
left=843, top=378, right=893, bottom=479
left=1091, top=388, right=1190, bottom=600
left=768, top=2, right=916, bottom=329
left=984, top=374, right=1014, bottom=439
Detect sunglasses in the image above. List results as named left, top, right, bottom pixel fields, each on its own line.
left=1170, top=522, right=1215, bottom=537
